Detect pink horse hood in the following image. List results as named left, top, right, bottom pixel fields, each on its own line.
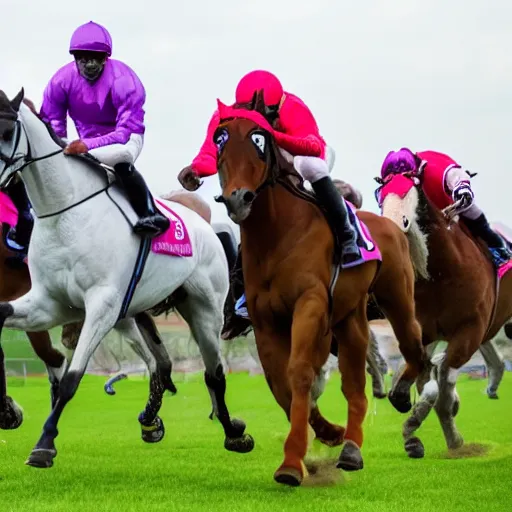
left=0, top=191, right=19, bottom=227
left=191, top=92, right=327, bottom=177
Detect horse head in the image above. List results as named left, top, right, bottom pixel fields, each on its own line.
left=0, top=88, right=30, bottom=187
left=375, top=167, right=431, bottom=280
left=213, top=90, right=293, bottom=224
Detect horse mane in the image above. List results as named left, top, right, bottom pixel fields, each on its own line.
left=240, top=89, right=343, bottom=257
left=402, top=186, right=431, bottom=281
left=22, top=98, right=66, bottom=149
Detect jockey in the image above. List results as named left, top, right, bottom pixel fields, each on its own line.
left=178, top=69, right=363, bottom=338
left=380, top=148, right=512, bottom=268
left=39, top=20, right=169, bottom=238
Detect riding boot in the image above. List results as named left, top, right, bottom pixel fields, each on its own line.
left=463, top=213, right=512, bottom=268
left=114, top=162, right=170, bottom=238
left=221, top=247, right=252, bottom=340
left=310, top=176, right=363, bottom=267
left=6, top=178, right=33, bottom=250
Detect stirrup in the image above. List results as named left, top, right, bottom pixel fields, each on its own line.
left=234, top=293, right=249, bottom=319
left=489, top=246, right=512, bottom=268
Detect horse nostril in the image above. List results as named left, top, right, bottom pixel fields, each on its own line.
left=242, top=191, right=255, bottom=204
left=403, top=216, right=410, bottom=229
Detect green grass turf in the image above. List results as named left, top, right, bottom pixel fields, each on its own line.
left=0, top=368, right=511, bottom=512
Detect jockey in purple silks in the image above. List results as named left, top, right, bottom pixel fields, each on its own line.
left=39, top=20, right=169, bottom=238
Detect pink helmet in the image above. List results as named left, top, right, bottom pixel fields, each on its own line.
left=69, top=21, right=112, bottom=56
left=235, top=70, right=284, bottom=106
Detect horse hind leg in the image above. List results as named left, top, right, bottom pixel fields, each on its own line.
left=366, top=329, right=387, bottom=399
left=479, top=339, right=505, bottom=399
left=176, top=284, right=254, bottom=454
left=114, top=313, right=175, bottom=444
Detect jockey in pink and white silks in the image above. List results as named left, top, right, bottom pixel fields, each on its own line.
left=178, top=70, right=363, bottom=338
left=39, top=20, right=169, bottom=237
left=379, top=148, right=512, bottom=268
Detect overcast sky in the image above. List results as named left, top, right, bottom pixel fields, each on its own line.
left=3, top=1, right=512, bottom=231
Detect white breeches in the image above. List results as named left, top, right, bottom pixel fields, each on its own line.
left=279, top=145, right=336, bottom=184
left=88, top=134, right=144, bottom=167
left=445, top=166, right=483, bottom=220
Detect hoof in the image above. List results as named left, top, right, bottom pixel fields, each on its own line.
left=104, top=384, right=116, bottom=396
left=25, top=448, right=56, bottom=468
left=405, top=437, right=425, bottom=459
left=487, top=389, right=499, bottom=400
left=373, top=390, right=387, bottom=399
left=337, top=440, right=364, bottom=471
left=140, top=416, right=165, bottom=443
left=0, top=397, right=23, bottom=430
left=388, top=390, right=412, bottom=414
left=447, top=434, right=464, bottom=451
left=224, top=433, right=254, bottom=453
left=229, top=418, right=246, bottom=438
left=274, top=466, right=303, bottom=487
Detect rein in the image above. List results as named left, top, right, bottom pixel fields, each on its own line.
left=0, top=119, right=112, bottom=219
left=233, top=133, right=344, bottom=321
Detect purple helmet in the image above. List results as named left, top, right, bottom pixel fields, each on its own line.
left=380, top=148, right=418, bottom=179
left=69, top=21, right=112, bottom=56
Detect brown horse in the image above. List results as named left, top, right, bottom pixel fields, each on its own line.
left=379, top=172, right=512, bottom=457
left=213, top=94, right=425, bottom=486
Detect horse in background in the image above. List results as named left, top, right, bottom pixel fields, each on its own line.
left=378, top=171, right=512, bottom=458
left=334, top=178, right=510, bottom=400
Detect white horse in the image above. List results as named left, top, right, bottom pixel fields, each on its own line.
left=0, top=89, right=254, bottom=468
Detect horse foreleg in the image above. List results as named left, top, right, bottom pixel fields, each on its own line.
left=402, top=364, right=439, bottom=459
left=334, top=302, right=368, bottom=472
left=274, top=290, right=331, bottom=486
left=380, top=304, right=424, bottom=414
left=25, top=292, right=119, bottom=468
left=0, top=293, right=72, bottom=430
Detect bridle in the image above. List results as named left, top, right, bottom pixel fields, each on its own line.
left=0, top=118, right=63, bottom=184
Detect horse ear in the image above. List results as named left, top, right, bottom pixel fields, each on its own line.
left=249, top=90, right=258, bottom=110
left=10, top=88, right=25, bottom=112
left=253, top=89, right=267, bottom=116
left=216, top=98, right=229, bottom=119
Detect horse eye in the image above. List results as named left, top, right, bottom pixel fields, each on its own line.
left=215, top=129, right=229, bottom=153
left=251, top=133, right=266, bottom=153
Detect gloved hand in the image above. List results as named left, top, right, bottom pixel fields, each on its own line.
left=64, top=140, right=88, bottom=155
left=452, top=183, right=474, bottom=210
left=178, top=165, right=202, bottom=191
